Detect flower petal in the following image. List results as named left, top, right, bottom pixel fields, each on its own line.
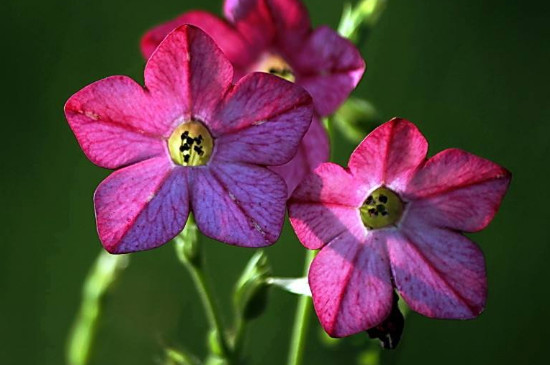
left=213, top=72, right=313, bottom=165
left=388, top=216, right=487, bottom=319
left=289, top=163, right=369, bottom=250
left=309, top=229, right=393, bottom=337
left=292, top=26, right=365, bottom=116
left=189, top=163, right=286, bottom=247
left=94, top=157, right=189, bottom=254
left=270, top=116, right=330, bottom=195
left=348, top=118, right=428, bottom=192
left=144, top=25, right=233, bottom=129
left=140, top=11, right=256, bottom=68
left=224, top=0, right=276, bottom=49
left=64, top=76, right=167, bottom=169
left=405, top=148, right=511, bottom=232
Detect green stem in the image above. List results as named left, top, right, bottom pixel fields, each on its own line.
left=66, top=250, right=129, bottom=365
left=174, top=219, right=232, bottom=363
left=287, top=249, right=317, bottom=365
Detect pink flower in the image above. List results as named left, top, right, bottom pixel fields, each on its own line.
left=64, top=25, right=313, bottom=254
left=140, top=0, right=365, bottom=193
left=288, top=118, right=511, bottom=337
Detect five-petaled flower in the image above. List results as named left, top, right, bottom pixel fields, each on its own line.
left=288, top=118, right=511, bottom=337
left=64, top=25, right=313, bottom=254
left=141, top=0, right=365, bottom=193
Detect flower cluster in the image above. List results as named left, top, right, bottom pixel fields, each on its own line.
left=65, top=0, right=511, bottom=350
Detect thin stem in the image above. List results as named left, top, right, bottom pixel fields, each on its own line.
left=187, top=261, right=232, bottom=359
left=174, top=219, right=232, bottom=363
left=287, top=249, right=317, bottom=365
left=66, top=250, right=129, bottom=365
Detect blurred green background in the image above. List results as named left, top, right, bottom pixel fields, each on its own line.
left=2, top=0, right=549, bottom=364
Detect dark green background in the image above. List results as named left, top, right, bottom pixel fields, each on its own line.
left=2, top=0, right=548, bottom=364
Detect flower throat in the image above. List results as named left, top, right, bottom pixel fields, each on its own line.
left=360, top=187, right=404, bottom=229
left=168, top=120, right=213, bottom=166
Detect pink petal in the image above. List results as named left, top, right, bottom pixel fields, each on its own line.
left=144, top=25, right=233, bottom=129
left=388, top=216, right=487, bottom=319
left=292, top=26, right=365, bottom=116
left=309, top=228, right=393, bottom=337
left=94, top=157, right=189, bottom=253
left=213, top=72, right=313, bottom=165
left=189, top=163, right=286, bottom=247
left=65, top=76, right=166, bottom=169
left=140, top=11, right=256, bottom=68
left=224, top=0, right=276, bottom=49
left=270, top=116, right=329, bottom=195
left=404, top=148, right=511, bottom=232
left=348, top=118, right=428, bottom=192
left=289, top=163, right=369, bottom=250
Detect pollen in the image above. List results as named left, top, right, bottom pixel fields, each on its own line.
left=360, top=187, right=404, bottom=230
left=254, top=54, right=296, bottom=83
left=168, top=120, right=213, bottom=166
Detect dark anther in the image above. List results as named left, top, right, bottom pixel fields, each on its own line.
left=379, top=195, right=388, bottom=204
left=194, top=145, right=204, bottom=155
left=367, top=292, right=404, bottom=350
left=368, top=208, right=378, bottom=216
left=183, top=155, right=190, bottom=163
left=381, top=211, right=389, bottom=216
left=186, top=137, right=195, bottom=145
left=181, top=131, right=189, bottom=139
left=182, top=144, right=190, bottom=151
left=365, top=195, right=374, bottom=205
left=268, top=68, right=279, bottom=74
left=376, top=204, right=386, bottom=213
left=179, top=146, right=185, bottom=152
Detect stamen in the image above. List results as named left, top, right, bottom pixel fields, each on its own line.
left=360, top=187, right=404, bottom=230
left=168, top=120, right=214, bottom=166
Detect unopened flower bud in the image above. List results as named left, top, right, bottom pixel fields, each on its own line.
left=366, top=292, right=405, bottom=349
left=233, top=251, right=272, bottom=321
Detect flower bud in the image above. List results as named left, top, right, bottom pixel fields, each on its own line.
left=233, top=251, right=272, bottom=321
left=366, top=292, right=404, bottom=349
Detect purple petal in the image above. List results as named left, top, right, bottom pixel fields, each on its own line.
left=94, top=157, right=189, bottom=253
left=270, top=115, right=329, bottom=195
left=224, top=0, right=276, bottom=49
left=289, top=163, right=369, bottom=250
left=213, top=72, right=313, bottom=165
left=309, top=228, right=393, bottom=337
left=189, top=163, right=286, bottom=247
left=141, top=11, right=256, bottom=68
left=388, top=215, right=487, bottom=319
left=144, top=25, right=233, bottom=130
left=292, top=26, right=365, bottom=116
left=348, top=118, right=428, bottom=192
left=405, top=148, right=511, bottom=232
left=64, top=76, right=166, bottom=169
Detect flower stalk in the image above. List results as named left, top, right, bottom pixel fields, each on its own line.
left=66, top=250, right=129, bottom=365
left=174, top=216, right=232, bottom=363
left=287, top=249, right=317, bottom=365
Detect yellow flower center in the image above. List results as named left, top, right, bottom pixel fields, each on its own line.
left=254, top=54, right=295, bottom=82
left=168, top=120, right=214, bottom=166
left=360, top=187, right=404, bottom=230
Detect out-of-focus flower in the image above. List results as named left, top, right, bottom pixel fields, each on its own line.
left=288, top=118, right=511, bottom=337
left=141, top=0, right=366, bottom=193
left=65, top=25, right=312, bottom=254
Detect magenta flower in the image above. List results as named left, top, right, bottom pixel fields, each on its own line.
left=288, top=118, right=511, bottom=337
left=140, top=0, right=365, bottom=193
left=64, top=25, right=313, bottom=254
